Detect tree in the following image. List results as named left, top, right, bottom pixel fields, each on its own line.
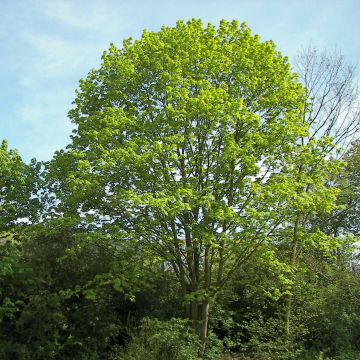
left=49, top=20, right=338, bottom=348
left=336, top=140, right=360, bottom=237
left=0, top=140, right=39, bottom=232
left=277, top=45, right=360, bottom=336
left=294, top=45, right=359, bottom=150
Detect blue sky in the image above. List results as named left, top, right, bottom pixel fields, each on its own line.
left=1, top=0, right=359, bottom=162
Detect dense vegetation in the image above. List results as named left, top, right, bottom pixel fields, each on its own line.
left=1, top=20, right=359, bottom=359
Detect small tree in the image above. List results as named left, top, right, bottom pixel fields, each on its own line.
left=49, top=20, right=338, bottom=348
left=280, top=46, right=360, bottom=335
left=0, top=140, right=39, bottom=231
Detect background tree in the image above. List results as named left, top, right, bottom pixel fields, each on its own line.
left=295, top=45, right=359, bottom=150
left=0, top=140, right=40, bottom=232
left=278, top=44, right=360, bottom=336
left=335, top=140, right=360, bottom=237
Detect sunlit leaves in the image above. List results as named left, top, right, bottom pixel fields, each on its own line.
left=49, top=20, right=340, bottom=310
left=0, top=140, right=40, bottom=229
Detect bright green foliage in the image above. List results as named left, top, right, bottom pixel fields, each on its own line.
left=0, top=140, right=40, bottom=230
left=1, top=19, right=357, bottom=359
left=48, top=20, right=342, bottom=343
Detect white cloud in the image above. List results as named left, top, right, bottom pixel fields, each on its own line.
left=40, top=1, right=101, bottom=30
left=16, top=0, right=131, bottom=89
left=17, top=90, right=69, bottom=125
left=5, top=0, right=132, bottom=161
left=15, top=89, right=75, bottom=161
left=37, top=0, right=128, bottom=34
left=19, top=31, right=96, bottom=87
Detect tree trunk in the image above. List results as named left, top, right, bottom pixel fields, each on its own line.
left=284, top=217, right=299, bottom=336
left=199, top=300, right=210, bottom=354
left=284, top=293, right=292, bottom=336
left=188, top=299, right=210, bottom=356
left=191, top=300, right=200, bottom=334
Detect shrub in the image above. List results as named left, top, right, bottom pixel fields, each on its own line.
left=112, top=318, right=202, bottom=360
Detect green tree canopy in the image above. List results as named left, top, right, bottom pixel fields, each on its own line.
left=49, top=20, right=340, bottom=345
left=0, top=140, right=39, bottom=231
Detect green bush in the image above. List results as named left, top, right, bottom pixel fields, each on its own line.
left=300, top=350, right=360, bottom=360
left=237, top=317, right=303, bottom=360
left=112, top=318, right=202, bottom=360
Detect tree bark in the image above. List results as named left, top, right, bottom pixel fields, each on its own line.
left=199, top=300, right=210, bottom=355
left=188, top=299, right=210, bottom=356
left=284, top=216, right=299, bottom=336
